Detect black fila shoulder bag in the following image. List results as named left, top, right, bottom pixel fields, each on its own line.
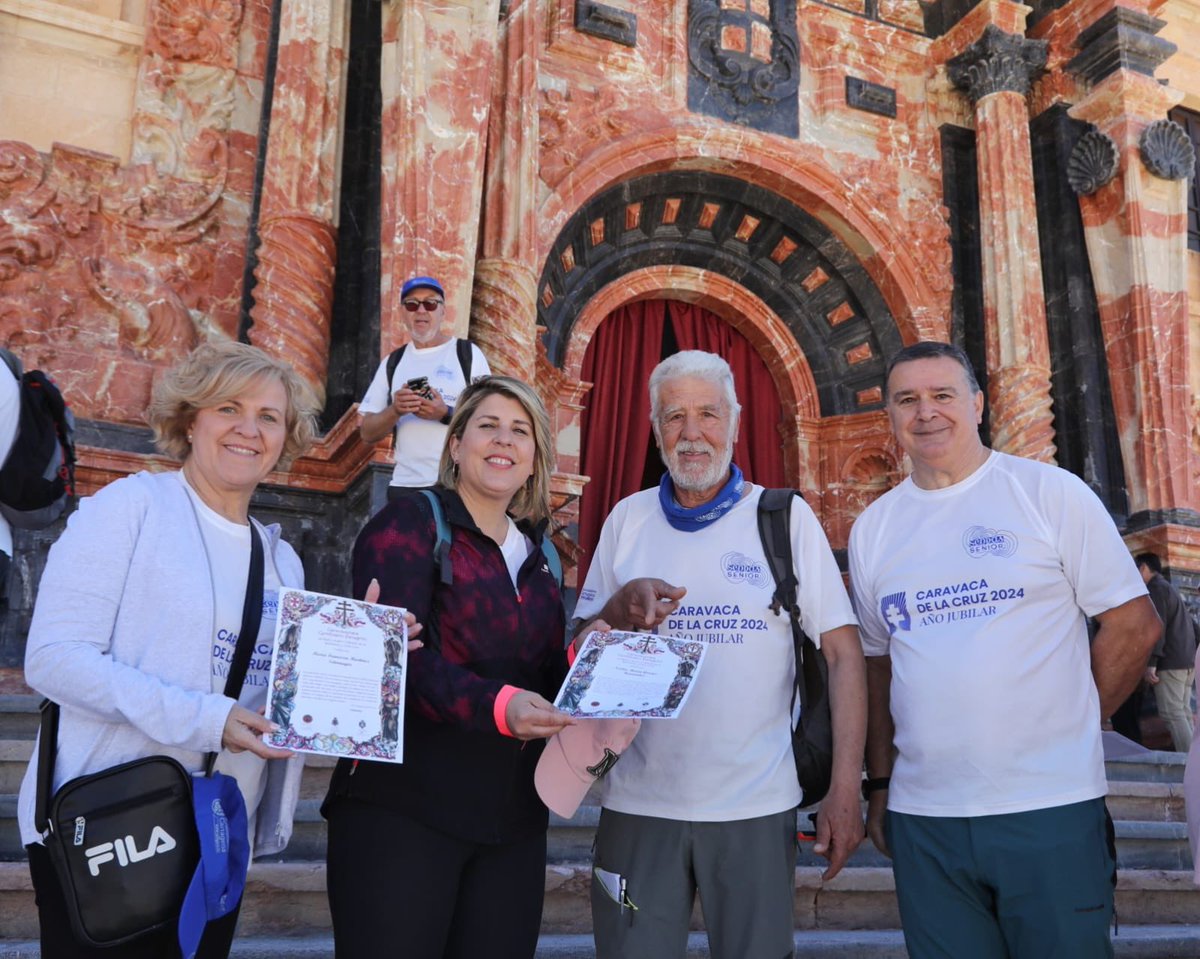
left=33, top=527, right=264, bottom=948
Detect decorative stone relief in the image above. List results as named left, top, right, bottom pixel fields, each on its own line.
left=1139, top=120, right=1196, bottom=181
left=946, top=25, right=1048, bottom=104
left=145, top=0, right=244, bottom=69
left=539, top=87, right=637, bottom=191
left=0, top=140, right=218, bottom=360
left=686, top=0, right=800, bottom=137
left=1067, top=128, right=1119, bottom=195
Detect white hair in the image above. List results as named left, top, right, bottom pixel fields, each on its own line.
left=648, top=351, right=742, bottom=429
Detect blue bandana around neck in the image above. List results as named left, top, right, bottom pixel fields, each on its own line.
left=658, top=463, right=745, bottom=532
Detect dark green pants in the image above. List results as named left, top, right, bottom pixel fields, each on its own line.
left=887, top=798, right=1115, bottom=959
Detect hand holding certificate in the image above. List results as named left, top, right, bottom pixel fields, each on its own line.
left=553, top=629, right=707, bottom=719
left=265, top=587, right=412, bottom=762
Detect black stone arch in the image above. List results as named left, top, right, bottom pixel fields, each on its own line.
left=537, top=171, right=902, bottom=415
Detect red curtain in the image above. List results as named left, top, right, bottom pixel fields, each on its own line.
left=668, top=303, right=786, bottom=489
left=577, top=302, right=667, bottom=588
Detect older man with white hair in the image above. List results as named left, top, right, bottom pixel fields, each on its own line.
left=572, top=350, right=867, bottom=959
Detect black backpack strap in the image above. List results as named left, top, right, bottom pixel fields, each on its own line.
left=204, top=524, right=265, bottom=776
left=757, top=489, right=807, bottom=713
left=456, top=339, right=473, bottom=384
left=385, top=344, right=408, bottom=392
left=35, top=697, right=59, bottom=833
left=419, top=489, right=454, bottom=586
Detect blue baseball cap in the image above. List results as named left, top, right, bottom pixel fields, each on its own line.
left=400, top=276, right=444, bottom=299
left=178, top=773, right=250, bottom=959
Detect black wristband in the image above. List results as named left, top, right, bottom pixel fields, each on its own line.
left=439, top=407, right=453, bottom=425
left=862, top=776, right=890, bottom=799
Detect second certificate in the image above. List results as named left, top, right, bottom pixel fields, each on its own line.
left=554, top=630, right=707, bottom=720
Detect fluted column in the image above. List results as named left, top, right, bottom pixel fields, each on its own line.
left=248, top=0, right=350, bottom=404
left=1066, top=12, right=1197, bottom=518
left=471, top=0, right=540, bottom=382
left=379, top=0, right=502, bottom=348
left=948, top=25, right=1056, bottom=464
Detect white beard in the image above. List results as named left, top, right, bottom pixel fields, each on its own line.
left=663, top=439, right=734, bottom=493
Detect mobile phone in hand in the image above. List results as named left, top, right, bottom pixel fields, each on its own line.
left=405, top=376, right=434, bottom=399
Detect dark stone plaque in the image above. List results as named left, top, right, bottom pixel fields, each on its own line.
left=575, top=0, right=638, bottom=47
left=846, top=77, right=897, bottom=118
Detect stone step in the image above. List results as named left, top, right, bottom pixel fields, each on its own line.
left=1106, top=752, right=1188, bottom=784
left=1, top=928, right=1200, bottom=959
left=1106, top=780, right=1187, bottom=823
left=2, top=789, right=1196, bottom=871
left=4, top=862, right=1200, bottom=942
left=0, top=697, right=39, bottom=740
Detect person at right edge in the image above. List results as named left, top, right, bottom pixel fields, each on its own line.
left=850, top=341, right=1162, bottom=959
left=322, top=375, right=573, bottom=959
left=1136, top=551, right=1198, bottom=752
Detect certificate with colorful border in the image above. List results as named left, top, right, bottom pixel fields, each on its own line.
left=553, top=630, right=707, bottom=720
left=265, top=588, right=408, bottom=762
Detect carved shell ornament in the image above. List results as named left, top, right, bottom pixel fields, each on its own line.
left=1067, top=128, right=1119, bottom=196
left=1139, top=119, right=1196, bottom=180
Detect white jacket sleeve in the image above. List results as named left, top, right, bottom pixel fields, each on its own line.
left=23, top=478, right=233, bottom=755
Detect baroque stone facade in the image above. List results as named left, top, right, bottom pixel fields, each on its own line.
left=1, top=0, right=1199, bottom=679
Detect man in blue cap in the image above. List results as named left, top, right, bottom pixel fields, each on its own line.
left=358, top=276, right=490, bottom=500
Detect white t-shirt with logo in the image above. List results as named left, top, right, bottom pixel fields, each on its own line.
left=180, top=473, right=284, bottom=846
left=574, top=485, right=856, bottom=822
left=358, top=338, right=490, bottom=488
left=849, top=450, right=1147, bottom=818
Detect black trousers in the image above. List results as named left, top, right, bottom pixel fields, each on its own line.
left=325, top=798, right=547, bottom=959
left=26, top=842, right=239, bottom=959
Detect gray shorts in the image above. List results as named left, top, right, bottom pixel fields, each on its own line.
left=591, top=807, right=798, bottom=959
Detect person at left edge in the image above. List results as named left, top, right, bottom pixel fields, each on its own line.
left=17, top=341, right=417, bottom=959
left=323, top=375, right=574, bottom=959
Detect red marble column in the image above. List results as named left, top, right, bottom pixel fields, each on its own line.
left=1069, top=73, right=1197, bottom=516
left=248, top=0, right=350, bottom=402
left=472, top=0, right=539, bottom=382
left=380, top=0, right=502, bottom=349
left=948, top=25, right=1057, bottom=464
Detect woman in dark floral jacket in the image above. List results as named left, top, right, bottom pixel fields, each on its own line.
left=323, top=376, right=573, bottom=959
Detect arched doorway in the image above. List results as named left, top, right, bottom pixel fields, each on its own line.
left=536, top=170, right=906, bottom=584
left=576, top=299, right=786, bottom=586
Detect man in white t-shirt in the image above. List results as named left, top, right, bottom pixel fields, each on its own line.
left=573, top=351, right=866, bottom=959
left=0, top=361, right=17, bottom=608
left=850, top=341, right=1162, bottom=959
left=358, top=276, right=490, bottom=500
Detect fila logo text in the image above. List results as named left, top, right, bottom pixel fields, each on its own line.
left=85, top=826, right=177, bottom=877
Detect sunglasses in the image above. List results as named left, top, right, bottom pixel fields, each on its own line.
left=403, top=299, right=443, bottom=312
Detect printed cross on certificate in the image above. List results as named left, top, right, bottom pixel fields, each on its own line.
left=629, top=634, right=659, bottom=655
left=332, top=600, right=356, bottom=628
